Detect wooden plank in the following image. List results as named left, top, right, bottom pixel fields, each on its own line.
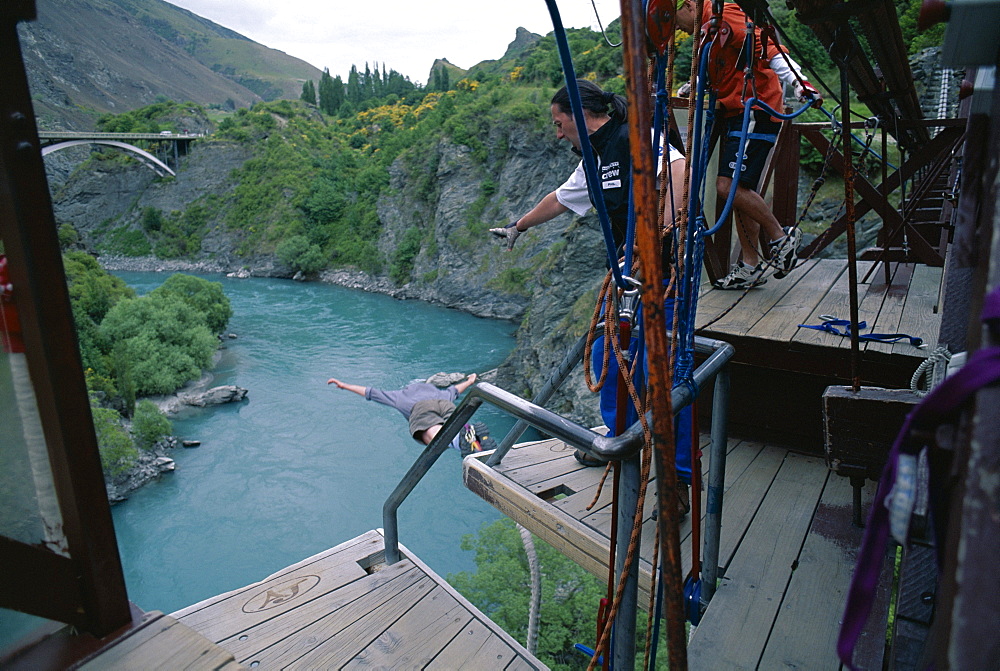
left=392, top=534, right=547, bottom=669
left=792, top=261, right=876, bottom=348
left=855, top=263, right=912, bottom=354
left=506, top=655, right=544, bottom=671
left=715, top=439, right=767, bottom=490
left=717, top=446, right=788, bottom=570
left=174, top=532, right=378, bottom=641
left=493, top=437, right=583, bottom=473
left=218, top=560, right=424, bottom=661
left=759, top=472, right=877, bottom=669
left=340, top=585, right=472, bottom=669
left=506, top=452, right=586, bottom=490
left=688, top=452, right=828, bottom=669
left=465, top=458, right=656, bottom=608
left=698, top=259, right=816, bottom=336
left=837, top=263, right=907, bottom=350
left=79, top=614, right=239, bottom=670
left=745, top=259, right=844, bottom=343
left=891, top=264, right=943, bottom=357
left=551, top=472, right=615, bottom=519
left=425, top=617, right=518, bottom=670
left=277, top=576, right=437, bottom=669
left=527, top=460, right=612, bottom=497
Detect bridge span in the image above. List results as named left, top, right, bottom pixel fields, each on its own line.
left=37, top=130, right=204, bottom=176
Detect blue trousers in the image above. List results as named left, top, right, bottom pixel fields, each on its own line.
left=592, top=300, right=692, bottom=485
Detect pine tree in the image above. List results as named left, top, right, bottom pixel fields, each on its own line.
left=331, top=74, right=345, bottom=114
left=300, top=79, right=316, bottom=106
left=318, top=68, right=337, bottom=115
left=347, top=66, right=362, bottom=105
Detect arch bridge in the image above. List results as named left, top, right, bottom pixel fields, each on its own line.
left=37, top=131, right=204, bottom=176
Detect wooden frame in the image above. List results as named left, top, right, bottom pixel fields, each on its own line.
left=0, top=1, right=131, bottom=638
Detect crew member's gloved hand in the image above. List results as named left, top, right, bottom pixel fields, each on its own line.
left=796, top=82, right=822, bottom=107
left=489, top=222, right=521, bottom=251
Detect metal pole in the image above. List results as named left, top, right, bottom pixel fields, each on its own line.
left=839, top=39, right=861, bottom=392
left=488, top=333, right=589, bottom=466
left=700, top=365, right=729, bottom=604
left=614, top=453, right=642, bottom=670
left=383, top=397, right=482, bottom=564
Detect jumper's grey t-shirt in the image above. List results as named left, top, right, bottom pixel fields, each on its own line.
left=364, top=382, right=459, bottom=419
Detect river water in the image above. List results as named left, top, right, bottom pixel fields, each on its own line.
left=111, top=272, right=518, bottom=615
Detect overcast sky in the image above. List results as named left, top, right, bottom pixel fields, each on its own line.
left=163, top=0, right=622, bottom=86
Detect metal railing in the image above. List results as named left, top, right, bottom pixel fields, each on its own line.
left=382, top=333, right=734, bottom=664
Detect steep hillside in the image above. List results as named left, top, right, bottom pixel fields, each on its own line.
left=53, top=100, right=607, bottom=423
left=18, top=0, right=322, bottom=129
left=45, top=23, right=631, bottom=425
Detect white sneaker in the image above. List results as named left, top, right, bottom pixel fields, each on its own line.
left=770, top=226, right=801, bottom=279
left=712, top=261, right=766, bottom=290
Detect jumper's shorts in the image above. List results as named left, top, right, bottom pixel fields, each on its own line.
left=408, top=399, right=455, bottom=441
left=717, top=112, right=781, bottom=191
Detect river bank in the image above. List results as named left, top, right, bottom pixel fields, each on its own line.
left=96, top=254, right=499, bottom=317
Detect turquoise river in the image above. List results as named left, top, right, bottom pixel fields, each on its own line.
left=110, top=272, right=519, bottom=616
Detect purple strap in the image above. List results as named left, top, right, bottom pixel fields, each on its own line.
left=837, top=287, right=1000, bottom=669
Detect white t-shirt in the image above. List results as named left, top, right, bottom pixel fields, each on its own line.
left=555, top=140, right=685, bottom=216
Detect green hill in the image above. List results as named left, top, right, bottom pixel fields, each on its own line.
left=19, top=0, right=323, bottom=129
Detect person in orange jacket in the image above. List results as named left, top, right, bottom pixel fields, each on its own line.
left=674, top=0, right=821, bottom=289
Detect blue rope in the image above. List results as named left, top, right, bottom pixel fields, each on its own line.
left=647, top=564, right=665, bottom=669
left=671, top=42, right=718, bottom=388
left=544, top=0, right=630, bottom=289
left=816, top=106, right=898, bottom=170
left=798, top=318, right=924, bottom=347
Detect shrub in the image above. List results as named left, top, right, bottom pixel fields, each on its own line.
left=141, top=207, right=165, bottom=232
left=276, top=235, right=327, bottom=275
left=132, top=400, right=172, bottom=450
left=389, top=226, right=423, bottom=284
left=488, top=267, right=532, bottom=296
left=150, top=273, right=232, bottom=334
left=91, top=404, right=138, bottom=476
left=102, top=226, right=152, bottom=256
left=57, top=223, right=79, bottom=249
left=448, top=518, right=606, bottom=670
left=99, top=295, right=217, bottom=395
left=64, top=251, right=135, bottom=325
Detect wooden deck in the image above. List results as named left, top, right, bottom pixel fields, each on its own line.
left=162, top=530, right=546, bottom=670
left=696, top=257, right=941, bottom=383
left=694, top=258, right=942, bottom=445
left=464, top=435, right=889, bottom=670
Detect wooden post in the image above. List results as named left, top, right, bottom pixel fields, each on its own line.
left=0, top=1, right=132, bottom=636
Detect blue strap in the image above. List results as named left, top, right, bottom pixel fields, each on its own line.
left=574, top=644, right=604, bottom=664
left=799, top=318, right=923, bottom=347
left=727, top=130, right=778, bottom=143
left=544, top=0, right=629, bottom=288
